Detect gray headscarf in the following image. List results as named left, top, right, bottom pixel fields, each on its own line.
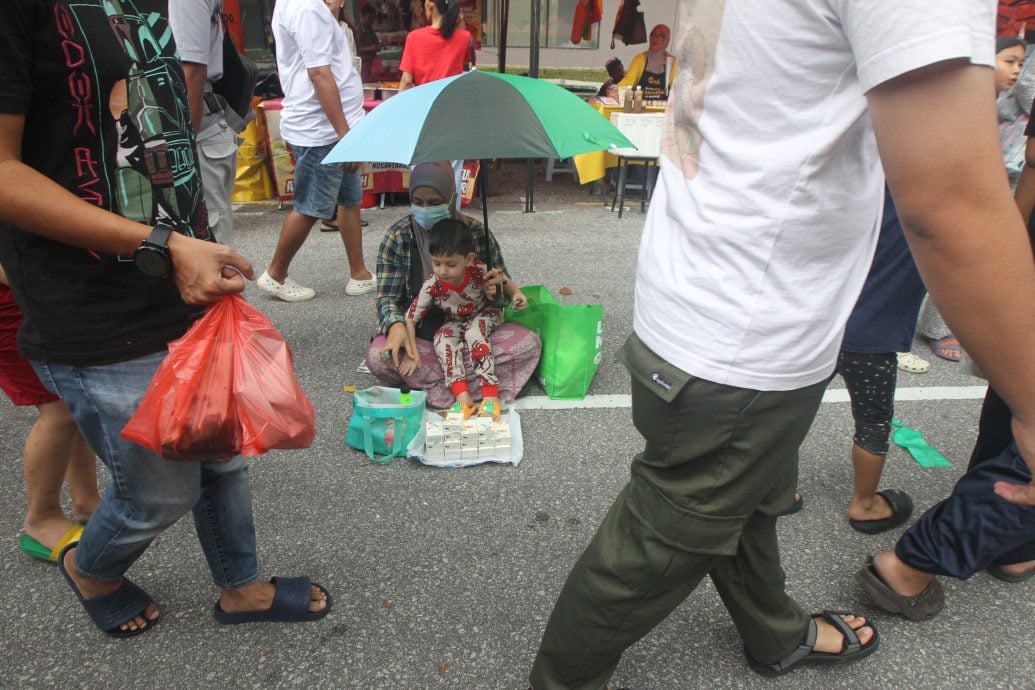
left=409, top=161, right=457, bottom=277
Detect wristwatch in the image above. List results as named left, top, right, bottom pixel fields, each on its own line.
left=133, top=224, right=174, bottom=277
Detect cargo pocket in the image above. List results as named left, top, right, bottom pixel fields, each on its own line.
left=626, top=476, right=745, bottom=557
left=617, top=332, right=693, bottom=463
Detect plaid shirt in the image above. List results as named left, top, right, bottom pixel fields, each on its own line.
left=376, top=213, right=507, bottom=334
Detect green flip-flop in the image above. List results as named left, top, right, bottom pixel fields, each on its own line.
left=19, top=524, right=84, bottom=563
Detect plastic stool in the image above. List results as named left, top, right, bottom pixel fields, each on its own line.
left=545, top=158, right=577, bottom=182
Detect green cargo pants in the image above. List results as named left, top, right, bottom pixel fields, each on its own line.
left=529, top=334, right=829, bottom=690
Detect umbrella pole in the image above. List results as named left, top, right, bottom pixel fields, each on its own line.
left=479, top=161, right=506, bottom=307
left=525, top=159, right=535, bottom=213
left=480, top=159, right=490, bottom=245
left=524, top=0, right=542, bottom=215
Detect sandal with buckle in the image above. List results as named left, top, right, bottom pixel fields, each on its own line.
left=745, top=610, right=879, bottom=676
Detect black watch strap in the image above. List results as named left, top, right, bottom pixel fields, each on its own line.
left=144, top=224, right=174, bottom=250
left=133, top=224, right=174, bottom=277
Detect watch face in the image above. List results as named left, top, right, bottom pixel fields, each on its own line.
left=135, top=246, right=170, bottom=277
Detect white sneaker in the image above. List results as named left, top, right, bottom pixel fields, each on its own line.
left=345, top=277, right=376, bottom=296
left=257, top=271, right=316, bottom=302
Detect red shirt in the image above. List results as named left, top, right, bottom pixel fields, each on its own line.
left=0, top=284, right=24, bottom=352
left=400, top=27, right=472, bottom=85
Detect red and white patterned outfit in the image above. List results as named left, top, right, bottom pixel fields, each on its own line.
left=407, top=262, right=504, bottom=396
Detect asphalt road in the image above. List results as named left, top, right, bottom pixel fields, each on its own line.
left=2, top=163, right=1032, bottom=689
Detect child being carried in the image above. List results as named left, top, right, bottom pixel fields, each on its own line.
left=400, top=219, right=527, bottom=419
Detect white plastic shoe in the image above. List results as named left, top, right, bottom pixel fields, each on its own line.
left=257, top=271, right=316, bottom=302
left=896, top=351, right=930, bottom=374
left=345, top=277, right=376, bottom=296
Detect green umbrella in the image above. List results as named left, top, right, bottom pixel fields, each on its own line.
left=323, top=70, right=635, bottom=165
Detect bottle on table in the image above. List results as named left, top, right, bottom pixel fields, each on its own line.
left=633, top=86, right=643, bottom=113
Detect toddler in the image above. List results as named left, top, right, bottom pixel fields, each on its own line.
left=400, top=219, right=527, bottom=419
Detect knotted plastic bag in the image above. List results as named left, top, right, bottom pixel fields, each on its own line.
left=122, top=294, right=316, bottom=461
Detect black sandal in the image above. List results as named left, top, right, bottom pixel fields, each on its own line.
left=745, top=610, right=879, bottom=676
left=58, top=543, right=158, bottom=638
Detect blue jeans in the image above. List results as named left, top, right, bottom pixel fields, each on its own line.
left=290, top=141, right=362, bottom=219
left=32, top=351, right=259, bottom=588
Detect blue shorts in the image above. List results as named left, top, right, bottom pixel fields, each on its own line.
left=290, top=142, right=362, bottom=218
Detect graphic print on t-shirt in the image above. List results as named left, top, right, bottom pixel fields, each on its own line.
left=70, top=0, right=210, bottom=239
left=662, top=0, right=724, bottom=180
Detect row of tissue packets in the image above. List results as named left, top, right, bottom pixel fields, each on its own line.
left=424, top=411, right=512, bottom=462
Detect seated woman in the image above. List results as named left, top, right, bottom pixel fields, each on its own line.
left=366, top=162, right=541, bottom=409
left=616, top=23, right=678, bottom=101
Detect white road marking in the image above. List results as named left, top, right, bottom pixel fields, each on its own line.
left=510, top=386, right=988, bottom=410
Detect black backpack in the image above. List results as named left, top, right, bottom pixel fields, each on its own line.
left=213, top=32, right=258, bottom=121
left=611, top=0, right=647, bottom=49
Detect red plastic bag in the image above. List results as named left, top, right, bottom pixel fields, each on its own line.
left=122, top=294, right=316, bottom=461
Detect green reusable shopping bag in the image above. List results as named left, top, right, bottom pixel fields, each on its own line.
left=345, top=386, right=426, bottom=463
left=505, top=285, right=604, bottom=400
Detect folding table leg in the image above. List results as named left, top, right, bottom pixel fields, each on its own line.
left=615, top=160, right=629, bottom=218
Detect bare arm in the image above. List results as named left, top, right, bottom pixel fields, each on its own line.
left=399, top=317, right=420, bottom=374
left=399, top=71, right=415, bottom=91
left=0, top=113, right=253, bottom=304
left=182, top=62, right=208, bottom=134
left=868, top=60, right=1035, bottom=504
left=308, top=65, right=350, bottom=137
left=502, top=277, right=526, bottom=309
left=1014, top=135, right=1035, bottom=224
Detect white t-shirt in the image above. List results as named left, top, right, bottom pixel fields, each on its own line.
left=272, top=0, right=365, bottom=147
left=634, top=0, right=994, bottom=391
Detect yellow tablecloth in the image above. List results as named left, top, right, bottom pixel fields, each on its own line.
left=573, top=102, right=667, bottom=184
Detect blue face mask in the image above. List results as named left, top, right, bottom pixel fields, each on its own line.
left=411, top=202, right=452, bottom=229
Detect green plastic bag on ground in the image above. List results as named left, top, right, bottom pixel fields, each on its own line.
left=505, top=285, right=603, bottom=400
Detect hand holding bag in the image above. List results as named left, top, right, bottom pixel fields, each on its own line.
left=346, top=386, right=427, bottom=463
left=122, top=294, right=316, bottom=462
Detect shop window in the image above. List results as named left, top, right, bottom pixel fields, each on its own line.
left=484, top=0, right=600, bottom=49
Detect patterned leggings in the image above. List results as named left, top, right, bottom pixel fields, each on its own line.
left=434, top=313, right=503, bottom=392
left=837, top=350, right=897, bottom=456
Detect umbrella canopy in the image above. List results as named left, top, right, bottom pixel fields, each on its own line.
left=323, top=70, right=635, bottom=165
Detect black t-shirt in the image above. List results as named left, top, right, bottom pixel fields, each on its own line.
left=0, top=0, right=211, bottom=366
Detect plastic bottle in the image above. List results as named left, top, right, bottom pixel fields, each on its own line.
left=633, top=86, right=643, bottom=113
left=623, top=86, right=633, bottom=113
left=399, top=385, right=412, bottom=405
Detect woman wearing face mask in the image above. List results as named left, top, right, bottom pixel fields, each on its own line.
left=365, top=162, right=542, bottom=408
